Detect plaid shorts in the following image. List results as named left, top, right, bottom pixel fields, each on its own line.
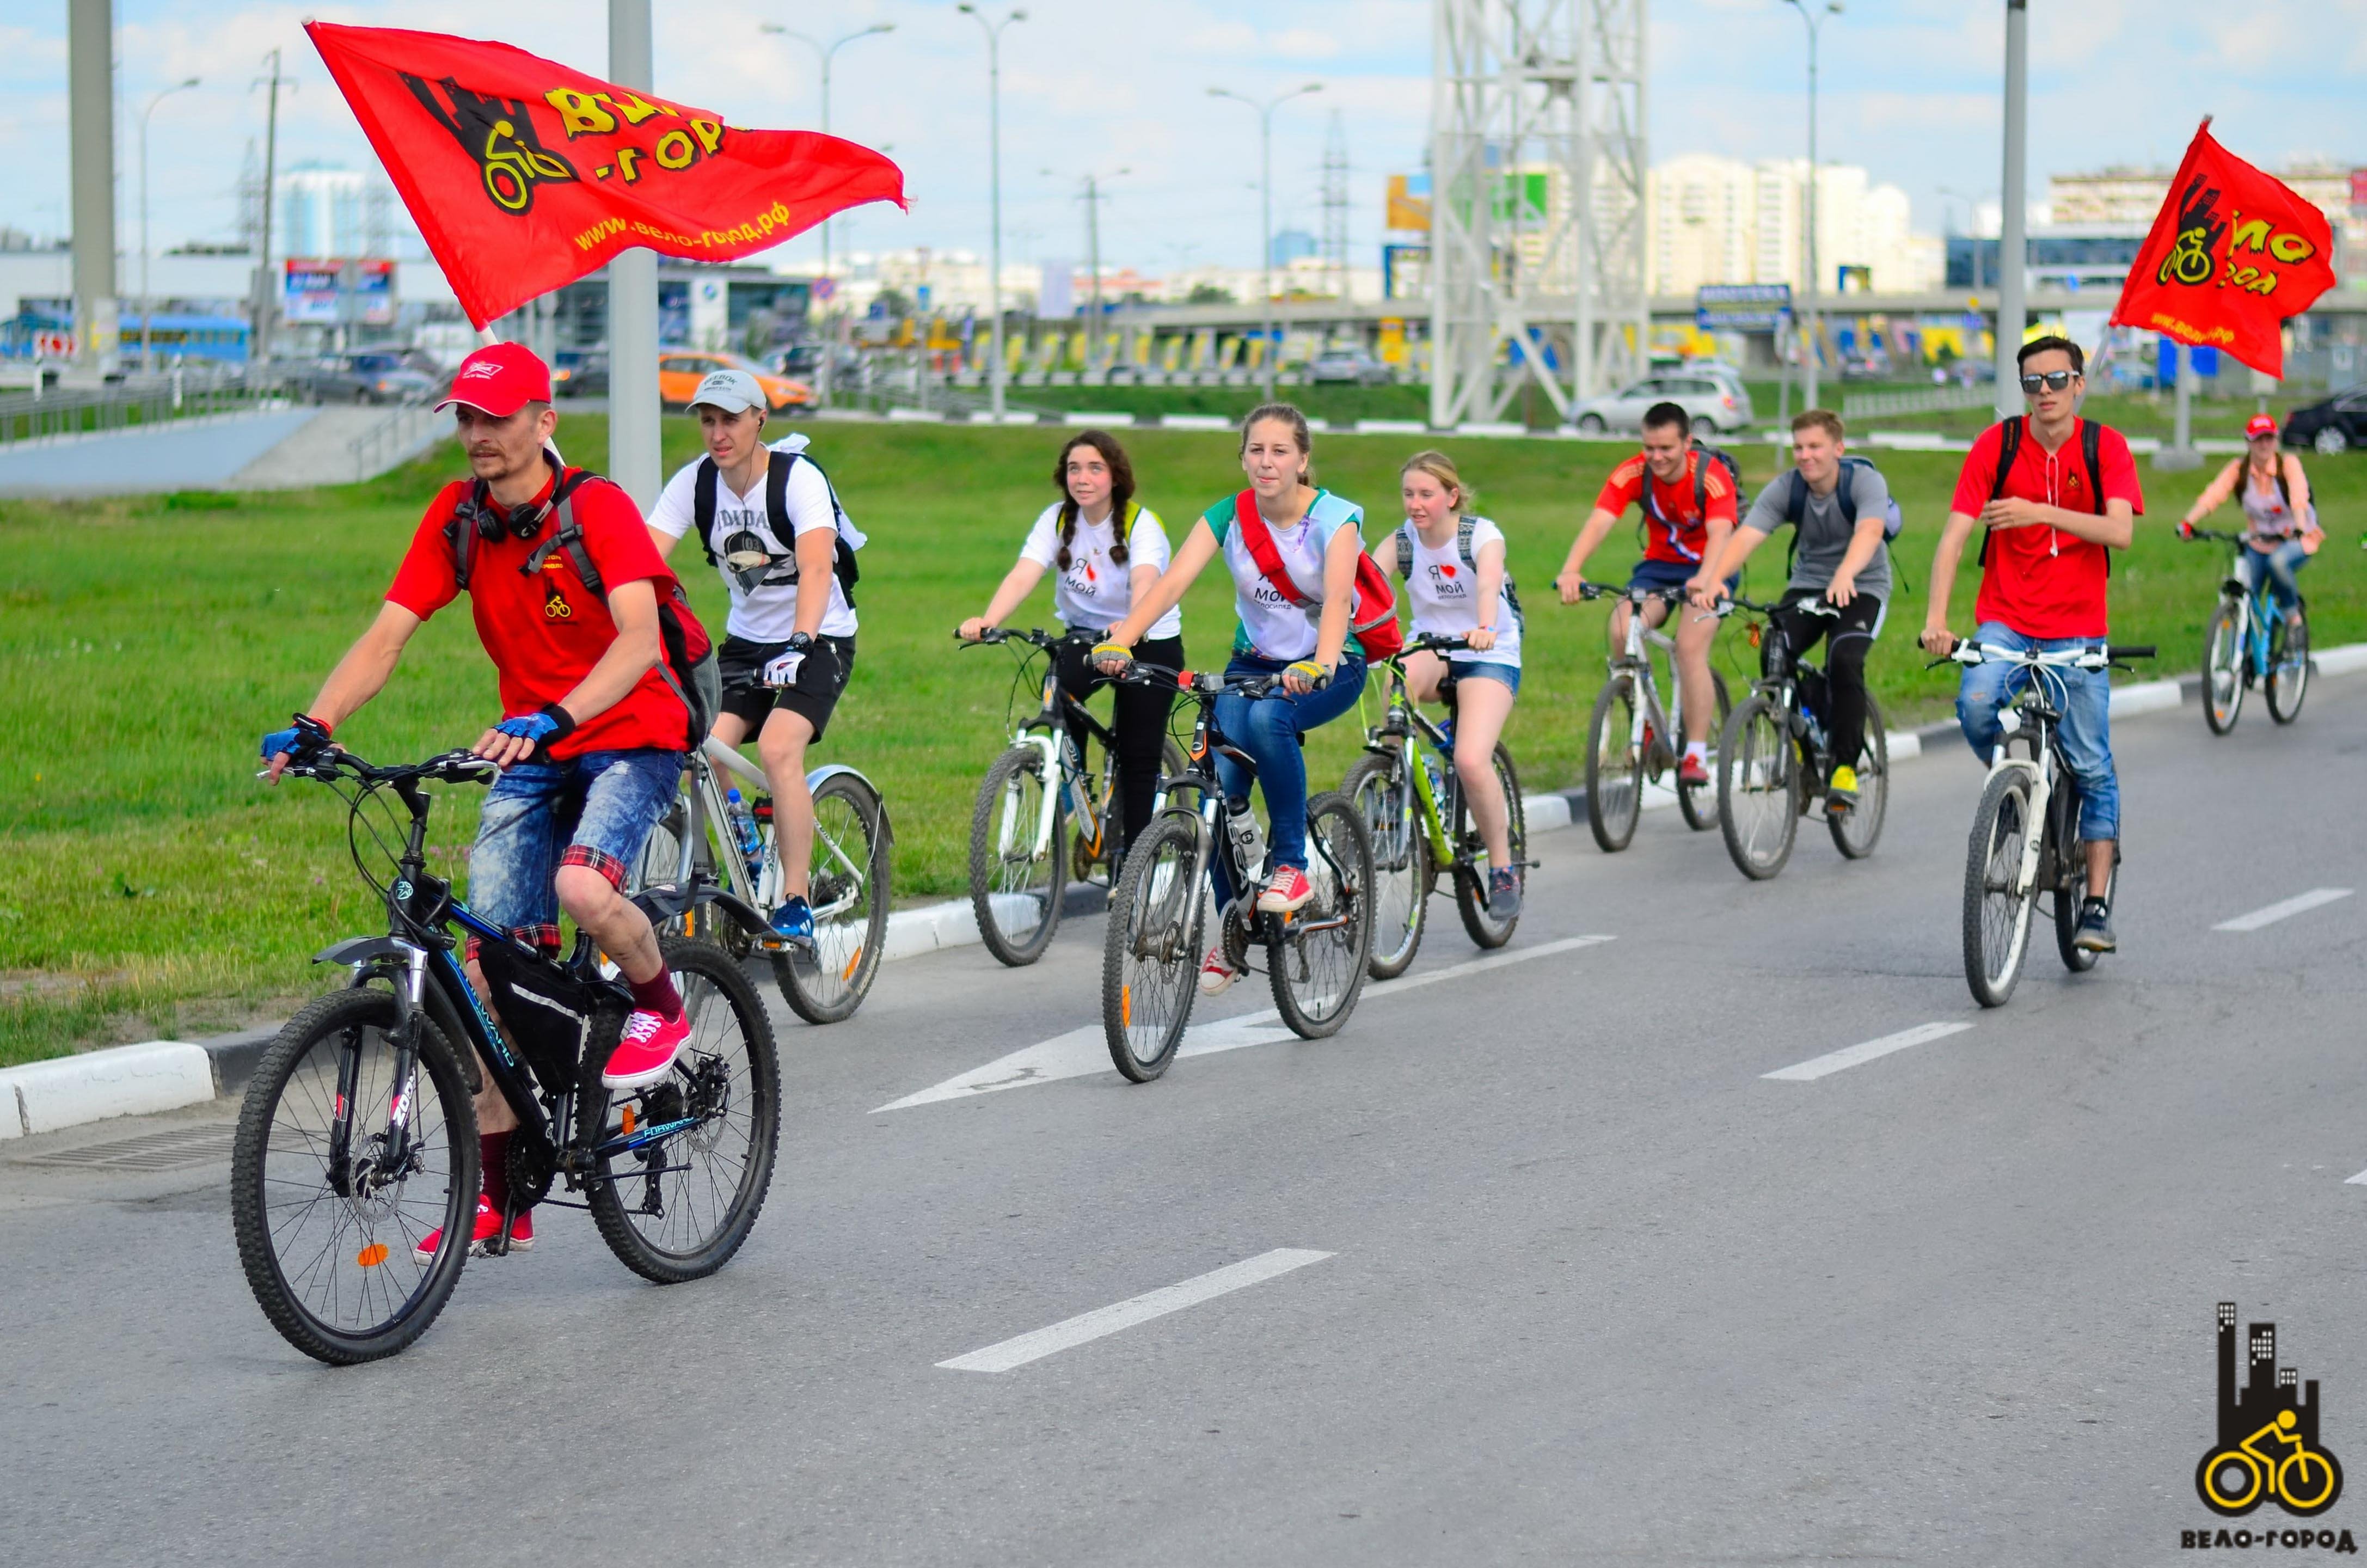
left=464, top=748, right=681, bottom=957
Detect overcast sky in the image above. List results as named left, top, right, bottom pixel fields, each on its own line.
left=3, top=0, right=2362, bottom=277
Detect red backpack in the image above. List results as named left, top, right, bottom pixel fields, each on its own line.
left=1230, top=489, right=1404, bottom=662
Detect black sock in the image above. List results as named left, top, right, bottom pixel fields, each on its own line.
left=627, top=969, right=682, bottom=1019
left=480, top=1131, right=512, bottom=1212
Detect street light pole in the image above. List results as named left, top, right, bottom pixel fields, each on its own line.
left=958, top=5, right=1025, bottom=419
left=1210, top=83, right=1321, bottom=403
left=140, top=77, right=200, bottom=373
left=1785, top=0, right=1841, bottom=412
left=1995, top=0, right=2030, bottom=423
left=764, top=23, right=894, bottom=302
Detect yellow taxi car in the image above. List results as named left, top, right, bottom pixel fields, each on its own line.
left=657, top=350, right=813, bottom=410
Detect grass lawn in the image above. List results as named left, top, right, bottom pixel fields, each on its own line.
left=6, top=408, right=2363, bottom=1063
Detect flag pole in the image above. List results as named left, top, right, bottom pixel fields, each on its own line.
left=607, top=0, right=661, bottom=510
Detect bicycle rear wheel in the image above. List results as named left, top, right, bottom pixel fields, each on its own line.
left=2267, top=612, right=2310, bottom=724
left=1827, top=695, right=1890, bottom=860
left=1452, top=744, right=1525, bottom=950
left=2202, top=601, right=2245, bottom=735
left=1676, top=672, right=1733, bottom=832
left=1585, top=673, right=1642, bottom=853
left=1963, top=769, right=2038, bottom=1008
left=1344, top=751, right=1431, bottom=979
left=1270, top=792, right=1373, bottom=1037
left=580, top=942, right=780, bottom=1283
left=1102, top=811, right=1205, bottom=1081
left=969, top=744, right=1065, bottom=968
left=230, top=988, right=478, bottom=1365
left=1717, top=695, right=1797, bottom=880
left=780, top=771, right=890, bottom=1025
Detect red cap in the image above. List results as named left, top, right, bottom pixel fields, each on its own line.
left=2246, top=413, right=2278, bottom=439
left=437, top=341, right=553, bottom=416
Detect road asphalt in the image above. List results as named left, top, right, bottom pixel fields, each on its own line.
left=5, top=678, right=2364, bottom=1566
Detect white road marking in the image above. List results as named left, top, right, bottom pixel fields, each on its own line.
left=936, top=1248, right=1333, bottom=1373
left=1762, top=1021, right=1974, bottom=1083
left=2345, top=1169, right=2367, bottom=1187
left=873, top=934, right=1616, bottom=1112
left=2212, top=889, right=2353, bottom=933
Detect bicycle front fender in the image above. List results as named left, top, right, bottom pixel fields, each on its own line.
left=312, top=935, right=423, bottom=969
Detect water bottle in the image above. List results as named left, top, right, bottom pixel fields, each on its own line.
left=725, top=788, right=765, bottom=885
left=1420, top=752, right=1446, bottom=806
left=1225, top=796, right=1268, bottom=879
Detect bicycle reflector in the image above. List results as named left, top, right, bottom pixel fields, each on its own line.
left=355, top=1243, right=390, bottom=1268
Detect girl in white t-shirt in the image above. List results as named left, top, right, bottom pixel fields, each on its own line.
left=960, top=431, right=1185, bottom=860
left=1095, top=403, right=1370, bottom=996
left=1370, top=450, right=1522, bottom=920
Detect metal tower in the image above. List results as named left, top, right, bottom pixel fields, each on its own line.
left=1428, top=0, right=1647, bottom=427
left=1320, top=110, right=1352, bottom=303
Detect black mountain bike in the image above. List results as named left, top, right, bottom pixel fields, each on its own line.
left=958, top=627, right=1185, bottom=966
left=1710, top=595, right=1890, bottom=880
left=1342, top=632, right=1529, bottom=978
left=1100, top=664, right=1375, bottom=1082
left=232, top=742, right=781, bottom=1365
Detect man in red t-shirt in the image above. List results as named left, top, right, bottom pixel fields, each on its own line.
left=260, top=342, right=704, bottom=1259
left=1555, top=401, right=1738, bottom=784
left=1920, top=335, right=2143, bottom=953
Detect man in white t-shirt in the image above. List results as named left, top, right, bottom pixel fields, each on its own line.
left=647, top=367, right=859, bottom=948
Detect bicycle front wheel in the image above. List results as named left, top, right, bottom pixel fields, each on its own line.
left=1269, top=791, right=1373, bottom=1038
left=780, top=771, right=891, bottom=1025
left=230, top=988, right=478, bottom=1365
left=1102, top=811, right=1206, bottom=1082
left=1676, top=671, right=1732, bottom=832
left=1585, top=674, right=1642, bottom=853
left=2267, top=612, right=2310, bottom=724
left=2202, top=601, right=2245, bottom=735
left=1344, top=751, right=1430, bottom=979
left=1828, top=695, right=1890, bottom=860
left=1718, top=695, right=1797, bottom=880
left=969, top=744, right=1065, bottom=968
left=580, top=942, right=780, bottom=1283
left=1963, top=769, right=2038, bottom=1008
left=1451, top=743, right=1525, bottom=950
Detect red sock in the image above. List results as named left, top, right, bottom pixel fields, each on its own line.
left=480, top=1131, right=512, bottom=1212
left=627, top=969, right=682, bottom=1020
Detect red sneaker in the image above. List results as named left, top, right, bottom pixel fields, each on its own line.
left=1256, top=865, right=1314, bottom=913
left=604, top=1006, right=690, bottom=1090
left=1677, top=753, right=1710, bottom=787
left=412, top=1193, right=534, bottom=1263
left=1198, top=946, right=1240, bottom=996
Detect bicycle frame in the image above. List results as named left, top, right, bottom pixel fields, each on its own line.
left=1588, top=585, right=1694, bottom=770
left=651, top=737, right=878, bottom=936
left=1362, top=656, right=1465, bottom=869
left=970, top=629, right=1130, bottom=873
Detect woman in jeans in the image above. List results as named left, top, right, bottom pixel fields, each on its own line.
left=2178, top=412, right=2321, bottom=626
left=1095, top=403, right=1368, bottom=995
left=959, top=429, right=1183, bottom=864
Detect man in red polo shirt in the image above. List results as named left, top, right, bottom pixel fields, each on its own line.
left=1554, top=400, right=1738, bottom=785
left=1920, top=335, right=2143, bottom=953
left=261, top=341, right=706, bottom=1259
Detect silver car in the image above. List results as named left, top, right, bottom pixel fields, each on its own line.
left=1570, top=370, right=1755, bottom=437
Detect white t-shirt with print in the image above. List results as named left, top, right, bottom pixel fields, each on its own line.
left=648, top=436, right=857, bottom=641
left=1211, top=490, right=1365, bottom=662
left=1398, top=516, right=1520, bottom=669
left=1016, top=503, right=1181, bottom=639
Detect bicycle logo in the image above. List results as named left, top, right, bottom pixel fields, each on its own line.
left=401, top=71, right=580, bottom=217
left=2158, top=173, right=2228, bottom=289
left=2196, top=1302, right=2344, bottom=1517
left=543, top=584, right=573, bottom=620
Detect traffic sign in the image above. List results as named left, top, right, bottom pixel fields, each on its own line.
left=812, top=277, right=836, bottom=303
left=1696, top=283, right=1792, bottom=332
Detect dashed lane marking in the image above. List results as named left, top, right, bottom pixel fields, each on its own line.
left=936, top=1248, right=1334, bottom=1373
left=1762, top=1021, right=1975, bottom=1083
left=2212, top=889, right=2353, bottom=933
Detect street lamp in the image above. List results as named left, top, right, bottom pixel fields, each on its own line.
left=1046, top=166, right=1129, bottom=378
left=1783, top=0, right=1840, bottom=411
left=763, top=17, right=893, bottom=387
left=1208, top=82, right=1321, bottom=402
left=140, top=76, right=200, bottom=373
left=957, top=5, right=1025, bottom=418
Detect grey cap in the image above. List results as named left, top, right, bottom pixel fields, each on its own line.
left=688, top=367, right=766, bottom=414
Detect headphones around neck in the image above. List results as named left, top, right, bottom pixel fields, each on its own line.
left=457, top=450, right=567, bottom=542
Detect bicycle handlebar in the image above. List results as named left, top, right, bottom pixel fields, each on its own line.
left=2185, top=526, right=2304, bottom=546
left=1926, top=640, right=2156, bottom=670
left=1576, top=583, right=1688, bottom=604
left=275, top=745, right=498, bottom=788
left=1111, top=661, right=1294, bottom=700
left=955, top=626, right=1086, bottom=651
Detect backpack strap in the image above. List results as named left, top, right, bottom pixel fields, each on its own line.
left=1459, top=513, right=1521, bottom=623
left=692, top=457, right=721, bottom=566
left=520, top=468, right=606, bottom=597
left=776, top=446, right=862, bottom=607
left=1232, top=488, right=1313, bottom=605
left=2081, top=419, right=2105, bottom=513
left=1976, top=417, right=2026, bottom=566
left=446, top=481, right=486, bottom=589
left=1393, top=522, right=1416, bottom=581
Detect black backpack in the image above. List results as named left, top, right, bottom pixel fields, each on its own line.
left=1392, top=514, right=1522, bottom=626
left=1978, top=416, right=2110, bottom=571
left=692, top=446, right=861, bottom=607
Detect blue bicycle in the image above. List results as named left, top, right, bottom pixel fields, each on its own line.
left=2188, top=527, right=2310, bottom=734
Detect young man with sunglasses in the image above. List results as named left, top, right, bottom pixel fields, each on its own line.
left=1920, top=336, right=2143, bottom=953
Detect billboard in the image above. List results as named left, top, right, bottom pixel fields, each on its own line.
left=284, top=259, right=397, bottom=326
left=1696, top=283, right=1792, bottom=331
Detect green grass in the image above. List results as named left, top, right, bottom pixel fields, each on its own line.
left=7, top=409, right=2365, bottom=1063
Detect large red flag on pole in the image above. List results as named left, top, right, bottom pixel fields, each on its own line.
left=2109, top=119, right=2334, bottom=378
left=304, top=22, right=906, bottom=329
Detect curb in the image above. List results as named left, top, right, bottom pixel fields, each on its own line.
left=15, top=643, right=2361, bottom=1141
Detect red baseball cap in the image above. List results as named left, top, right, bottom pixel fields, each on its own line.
left=2245, top=413, right=2278, bottom=439
left=437, top=341, right=553, bottom=416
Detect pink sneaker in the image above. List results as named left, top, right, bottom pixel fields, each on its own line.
left=1256, top=865, right=1314, bottom=913
left=413, top=1193, right=534, bottom=1263
left=604, top=1007, right=690, bottom=1089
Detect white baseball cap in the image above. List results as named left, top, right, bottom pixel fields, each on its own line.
left=689, top=367, right=768, bottom=414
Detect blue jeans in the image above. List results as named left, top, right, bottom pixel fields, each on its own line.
left=1212, top=654, right=1368, bottom=893
left=2234, top=538, right=2309, bottom=612
left=1955, top=622, right=2118, bottom=842
left=468, top=749, right=683, bottom=951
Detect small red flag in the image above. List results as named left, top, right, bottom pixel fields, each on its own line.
left=304, top=22, right=906, bottom=329
left=2110, top=119, right=2335, bottom=377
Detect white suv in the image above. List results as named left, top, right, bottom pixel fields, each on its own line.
left=1569, top=370, right=1755, bottom=437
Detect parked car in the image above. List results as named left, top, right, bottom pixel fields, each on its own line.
left=1838, top=350, right=1893, bottom=381
left=284, top=352, right=437, bottom=405
left=657, top=350, right=812, bottom=409
left=2281, top=385, right=2367, bottom=455
left=1305, top=348, right=1393, bottom=386
left=554, top=350, right=609, bottom=397
left=1569, top=371, right=1755, bottom=437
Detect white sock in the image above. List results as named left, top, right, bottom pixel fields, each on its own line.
left=1684, top=740, right=1707, bottom=765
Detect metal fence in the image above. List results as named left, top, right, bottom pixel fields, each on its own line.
left=0, top=374, right=278, bottom=448
left=1839, top=384, right=1998, bottom=421
left=346, top=400, right=449, bottom=482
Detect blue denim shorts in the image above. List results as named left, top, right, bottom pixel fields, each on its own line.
left=1448, top=659, right=1522, bottom=695
left=467, top=748, right=683, bottom=952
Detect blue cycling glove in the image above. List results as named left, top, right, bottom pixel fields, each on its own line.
left=494, top=704, right=577, bottom=748
left=261, top=713, right=330, bottom=761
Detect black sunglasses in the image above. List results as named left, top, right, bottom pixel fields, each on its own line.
left=2018, top=369, right=2077, bottom=394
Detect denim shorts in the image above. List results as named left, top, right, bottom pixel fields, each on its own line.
left=1448, top=659, right=1522, bottom=695
left=467, top=748, right=683, bottom=952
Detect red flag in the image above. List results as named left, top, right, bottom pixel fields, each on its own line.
left=2110, top=119, right=2334, bottom=377
left=304, top=22, right=906, bottom=329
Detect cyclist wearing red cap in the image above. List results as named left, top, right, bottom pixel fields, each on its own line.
left=2178, top=413, right=2321, bottom=627
left=261, top=340, right=712, bottom=1260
